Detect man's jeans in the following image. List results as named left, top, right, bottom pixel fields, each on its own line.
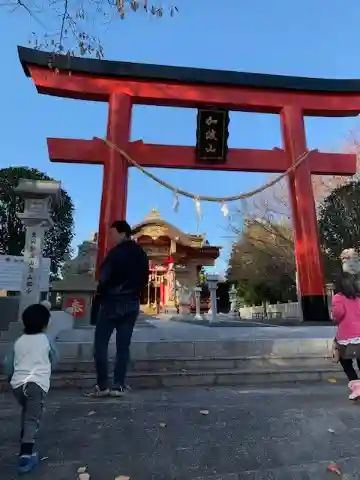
left=94, top=300, right=139, bottom=390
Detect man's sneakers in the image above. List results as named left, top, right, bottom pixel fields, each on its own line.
left=18, top=452, right=39, bottom=474
left=83, top=385, right=131, bottom=398
left=109, top=385, right=131, bottom=397
left=83, top=385, right=110, bottom=398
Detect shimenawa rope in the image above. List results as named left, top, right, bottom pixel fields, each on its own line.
left=95, top=137, right=313, bottom=203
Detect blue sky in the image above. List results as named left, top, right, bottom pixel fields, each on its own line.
left=1, top=0, right=360, bottom=273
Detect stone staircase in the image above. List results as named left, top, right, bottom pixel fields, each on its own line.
left=0, top=336, right=342, bottom=390
left=50, top=355, right=342, bottom=390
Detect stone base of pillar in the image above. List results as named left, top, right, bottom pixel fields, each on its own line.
left=205, top=313, right=218, bottom=323
left=179, top=304, right=190, bottom=315
left=166, top=306, right=178, bottom=315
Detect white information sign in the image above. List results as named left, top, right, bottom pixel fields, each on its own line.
left=0, top=255, right=50, bottom=292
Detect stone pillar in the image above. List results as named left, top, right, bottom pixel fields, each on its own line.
left=229, top=284, right=238, bottom=317
left=206, top=274, right=219, bottom=323
left=147, top=275, right=151, bottom=307
left=326, top=282, right=334, bottom=319
left=194, top=286, right=202, bottom=320
left=166, top=261, right=177, bottom=314
left=15, top=179, right=60, bottom=318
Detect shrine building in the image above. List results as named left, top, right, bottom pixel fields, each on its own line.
left=133, top=209, right=220, bottom=314
left=51, top=209, right=220, bottom=320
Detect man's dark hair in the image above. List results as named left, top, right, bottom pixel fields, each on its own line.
left=111, top=220, right=132, bottom=238
left=22, top=304, right=51, bottom=335
left=334, top=272, right=360, bottom=299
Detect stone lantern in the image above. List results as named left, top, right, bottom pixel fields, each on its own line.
left=15, top=179, right=61, bottom=317
left=229, top=284, right=238, bottom=317
left=193, top=286, right=203, bottom=320
left=206, top=273, right=219, bottom=323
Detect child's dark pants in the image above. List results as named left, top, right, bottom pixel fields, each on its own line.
left=13, top=382, right=45, bottom=455
left=339, top=357, right=360, bottom=381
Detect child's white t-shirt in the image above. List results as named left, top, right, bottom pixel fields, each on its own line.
left=10, top=333, right=52, bottom=393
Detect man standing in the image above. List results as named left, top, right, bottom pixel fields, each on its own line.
left=86, top=220, right=149, bottom=397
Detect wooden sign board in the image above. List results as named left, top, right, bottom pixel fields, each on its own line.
left=0, top=255, right=50, bottom=292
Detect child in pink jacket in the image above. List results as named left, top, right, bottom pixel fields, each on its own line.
left=332, top=273, right=360, bottom=399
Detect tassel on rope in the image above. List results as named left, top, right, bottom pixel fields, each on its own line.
left=172, top=192, right=180, bottom=212
left=195, top=197, right=202, bottom=219
left=221, top=202, right=229, bottom=217
left=194, top=197, right=202, bottom=233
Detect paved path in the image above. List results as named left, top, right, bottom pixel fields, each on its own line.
left=1, top=382, right=360, bottom=479
left=58, top=318, right=337, bottom=343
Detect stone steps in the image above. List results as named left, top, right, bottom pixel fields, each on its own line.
left=54, top=355, right=334, bottom=373
left=33, top=365, right=345, bottom=390
left=0, top=354, right=342, bottom=390
left=0, top=334, right=339, bottom=390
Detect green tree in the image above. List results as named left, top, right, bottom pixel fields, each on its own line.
left=0, top=166, right=74, bottom=279
left=318, top=179, right=360, bottom=280
left=228, top=219, right=296, bottom=305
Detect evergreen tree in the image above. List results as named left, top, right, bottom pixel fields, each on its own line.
left=0, top=166, right=74, bottom=279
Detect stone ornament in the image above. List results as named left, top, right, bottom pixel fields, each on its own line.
left=340, top=249, right=360, bottom=275
left=62, top=238, right=98, bottom=276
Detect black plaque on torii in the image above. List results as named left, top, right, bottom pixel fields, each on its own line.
left=195, top=109, right=229, bottom=162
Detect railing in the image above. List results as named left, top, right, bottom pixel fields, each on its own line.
left=239, top=297, right=333, bottom=320
left=239, top=302, right=303, bottom=320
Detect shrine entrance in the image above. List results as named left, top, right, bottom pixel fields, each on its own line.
left=133, top=208, right=219, bottom=315
left=140, top=277, right=161, bottom=315
left=18, top=46, right=358, bottom=321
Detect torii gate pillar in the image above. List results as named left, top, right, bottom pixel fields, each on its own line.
left=98, top=93, right=132, bottom=272
left=281, top=106, right=326, bottom=320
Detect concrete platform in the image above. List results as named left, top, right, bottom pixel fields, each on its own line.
left=0, top=383, right=359, bottom=479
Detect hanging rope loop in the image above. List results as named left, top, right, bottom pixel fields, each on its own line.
left=95, top=137, right=313, bottom=203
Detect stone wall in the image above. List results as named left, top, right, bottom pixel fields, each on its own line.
left=0, top=297, right=19, bottom=331
left=0, top=293, right=50, bottom=331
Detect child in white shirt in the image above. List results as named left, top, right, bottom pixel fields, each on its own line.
left=3, top=303, right=58, bottom=474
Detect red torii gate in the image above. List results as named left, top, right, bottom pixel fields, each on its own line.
left=18, top=46, right=358, bottom=322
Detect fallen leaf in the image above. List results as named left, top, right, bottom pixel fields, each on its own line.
left=79, top=474, right=91, bottom=480
left=327, top=462, right=341, bottom=476
left=327, top=378, right=337, bottom=383
left=200, top=410, right=209, bottom=415
left=77, top=466, right=87, bottom=474
left=87, top=411, right=96, bottom=416
left=328, top=428, right=335, bottom=434
left=159, top=422, right=167, bottom=428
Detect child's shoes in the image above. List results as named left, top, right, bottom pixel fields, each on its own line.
left=348, top=380, right=360, bottom=400
left=18, top=452, right=39, bottom=474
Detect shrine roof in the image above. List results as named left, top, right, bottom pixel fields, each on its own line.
left=132, top=209, right=221, bottom=250
left=18, top=46, right=360, bottom=94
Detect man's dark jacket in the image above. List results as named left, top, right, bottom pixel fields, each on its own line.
left=90, top=240, right=149, bottom=324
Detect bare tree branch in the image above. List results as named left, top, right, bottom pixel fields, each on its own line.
left=1, top=0, right=178, bottom=58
